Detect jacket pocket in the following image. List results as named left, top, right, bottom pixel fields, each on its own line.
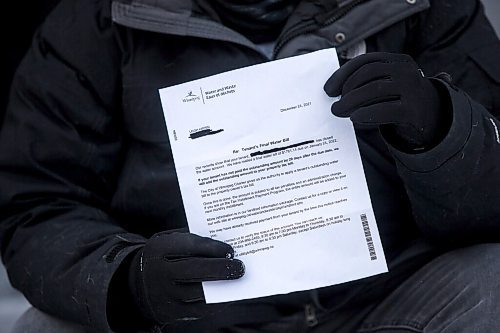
left=467, top=43, right=500, bottom=84
left=450, top=42, right=500, bottom=115
left=467, top=43, right=500, bottom=116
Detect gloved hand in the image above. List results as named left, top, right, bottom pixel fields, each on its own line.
left=324, top=52, right=449, bottom=151
left=128, top=231, right=245, bottom=326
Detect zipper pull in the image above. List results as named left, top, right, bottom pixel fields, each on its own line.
left=305, top=304, right=319, bottom=327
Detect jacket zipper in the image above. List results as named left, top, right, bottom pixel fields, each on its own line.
left=272, top=0, right=371, bottom=59
left=304, top=304, right=319, bottom=327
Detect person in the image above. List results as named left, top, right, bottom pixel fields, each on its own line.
left=1, top=0, right=500, bottom=332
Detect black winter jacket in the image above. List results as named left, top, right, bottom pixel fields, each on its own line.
left=1, top=0, right=500, bottom=331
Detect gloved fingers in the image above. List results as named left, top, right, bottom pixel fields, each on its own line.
left=148, top=231, right=235, bottom=259
left=331, top=79, right=399, bottom=117
left=324, top=52, right=413, bottom=97
left=340, top=60, right=406, bottom=94
left=169, top=257, right=245, bottom=283
left=348, top=101, right=409, bottom=126
left=168, top=281, right=205, bottom=303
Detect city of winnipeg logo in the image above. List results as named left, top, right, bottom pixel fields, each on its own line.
left=182, top=90, right=201, bottom=103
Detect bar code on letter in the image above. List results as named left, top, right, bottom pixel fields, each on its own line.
left=361, top=213, right=377, bottom=261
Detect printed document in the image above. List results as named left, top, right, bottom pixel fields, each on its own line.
left=159, top=48, right=387, bottom=303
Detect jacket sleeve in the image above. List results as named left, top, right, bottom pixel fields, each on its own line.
left=0, top=0, right=145, bottom=331
left=389, top=0, right=500, bottom=243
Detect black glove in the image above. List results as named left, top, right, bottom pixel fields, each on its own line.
left=128, top=231, right=245, bottom=327
left=324, top=52, right=449, bottom=151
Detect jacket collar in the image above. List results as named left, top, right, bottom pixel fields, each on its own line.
left=111, top=0, right=259, bottom=53
left=111, top=0, right=430, bottom=58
